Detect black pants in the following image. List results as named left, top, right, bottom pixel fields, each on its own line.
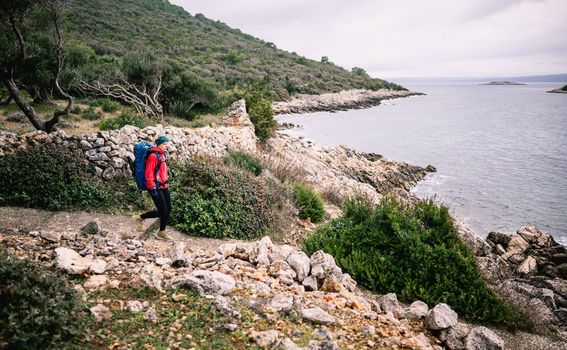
left=141, top=188, right=171, bottom=231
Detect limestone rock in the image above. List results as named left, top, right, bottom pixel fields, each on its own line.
left=90, top=304, right=112, bottom=320
left=302, top=275, right=318, bottom=291
left=301, top=307, right=336, bottom=325
left=310, top=250, right=341, bottom=280
left=169, top=270, right=236, bottom=296
left=249, top=330, right=279, bottom=347
left=54, top=247, right=107, bottom=275
left=269, top=260, right=297, bottom=285
left=379, top=293, right=402, bottom=316
left=440, top=323, right=470, bottom=350
left=516, top=256, right=538, bottom=277
left=465, top=326, right=504, bottom=350
left=213, top=295, right=241, bottom=319
left=425, top=303, right=458, bottom=330
left=404, top=300, right=429, bottom=320
left=144, top=307, right=159, bottom=323
left=250, top=236, right=273, bottom=268
left=127, top=300, right=144, bottom=313
left=83, top=275, right=108, bottom=289
left=137, top=264, right=164, bottom=291
left=286, top=251, right=311, bottom=282
left=40, top=231, right=60, bottom=243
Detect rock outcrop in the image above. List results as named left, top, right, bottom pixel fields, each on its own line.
left=272, top=89, right=422, bottom=115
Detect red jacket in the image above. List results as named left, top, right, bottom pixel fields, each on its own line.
left=145, top=147, right=168, bottom=190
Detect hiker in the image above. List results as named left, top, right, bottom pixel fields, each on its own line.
left=134, top=136, right=173, bottom=240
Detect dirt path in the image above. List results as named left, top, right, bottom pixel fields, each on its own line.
left=0, top=206, right=246, bottom=255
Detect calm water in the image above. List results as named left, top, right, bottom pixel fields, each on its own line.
left=277, top=83, right=567, bottom=244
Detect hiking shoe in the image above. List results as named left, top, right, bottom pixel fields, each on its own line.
left=157, top=230, right=174, bottom=241
left=133, top=215, right=144, bottom=231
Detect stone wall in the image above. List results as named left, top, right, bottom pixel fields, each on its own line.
left=0, top=100, right=257, bottom=181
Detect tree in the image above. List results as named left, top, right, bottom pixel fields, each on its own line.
left=0, top=0, right=73, bottom=133
left=321, top=56, right=330, bottom=64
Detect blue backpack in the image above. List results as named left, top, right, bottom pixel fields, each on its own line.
left=131, top=141, right=162, bottom=192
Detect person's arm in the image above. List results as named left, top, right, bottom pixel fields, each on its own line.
left=145, top=153, right=158, bottom=192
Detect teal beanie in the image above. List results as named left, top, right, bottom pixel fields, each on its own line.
left=156, top=136, right=170, bottom=146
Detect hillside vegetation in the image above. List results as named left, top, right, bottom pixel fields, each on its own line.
left=65, top=0, right=402, bottom=99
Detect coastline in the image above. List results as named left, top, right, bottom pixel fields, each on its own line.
left=272, top=88, right=423, bottom=115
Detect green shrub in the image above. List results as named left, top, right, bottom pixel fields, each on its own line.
left=247, top=98, right=277, bottom=142
left=0, top=145, right=109, bottom=210
left=99, top=112, right=145, bottom=130
left=303, top=196, right=527, bottom=328
left=0, top=254, right=87, bottom=349
left=169, top=100, right=198, bottom=120
left=223, top=150, right=263, bottom=176
left=82, top=106, right=103, bottom=120
left=87, top=98, right=121, bottom=112
left=292, top=182, right=325, bottom=223
left=169, top=156, right=291, bottom=239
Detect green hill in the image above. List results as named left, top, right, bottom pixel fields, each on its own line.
left=65, top=0, right=402, bottom=99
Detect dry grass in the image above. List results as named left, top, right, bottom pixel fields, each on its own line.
left=259, top=154, right=309, bottom=185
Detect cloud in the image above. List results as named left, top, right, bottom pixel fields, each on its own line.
left=170, top=0, right=567, bottom=77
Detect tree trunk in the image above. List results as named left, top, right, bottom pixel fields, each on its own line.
left=2, top=77, right=46, bottom=131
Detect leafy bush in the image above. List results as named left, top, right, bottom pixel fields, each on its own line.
left=169, top=156, right=291, bottom=239
left=87, top=98, right=121, bottom=112
left=223, top=150, right=263, bottom=176
left=169, top=100, right=198, bottom=120
left=81, top=106, right=103, bottom=120
left=292, top=182, right=325, bottom=223
left=99, top=112, right=145, bottom=130
left=0, top=254, right=87, bottom=349
left=0, top=145, right=109, bottom=210
left=247, top=97, right=277, bottom=142
left=303, top=196, right=527, bottom=328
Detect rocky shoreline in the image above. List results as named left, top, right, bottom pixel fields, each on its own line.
left=272, top=89, right=423, bottom=115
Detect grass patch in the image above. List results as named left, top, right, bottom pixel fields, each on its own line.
left=223, top=149, right=263, bottom=176
left=99, top=112, right=146, bottom=130
left=303, top=196, right=529, bottom=329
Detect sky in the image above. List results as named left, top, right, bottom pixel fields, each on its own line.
left=170, top=0, right=567, bottom=79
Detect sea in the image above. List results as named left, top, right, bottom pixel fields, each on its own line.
left=277, top=83, right=567, bottom=244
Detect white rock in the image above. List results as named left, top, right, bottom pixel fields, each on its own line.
left=155, top=257, right=172, bottom=266
left=83, top=275, right=108, bottom=289
left=138, top=264, right=164, bottom=291
left=302, top=275, right=319, bottom=291
left=301, top=307, right=336, bottom=325
left=249, top=330, right=279, bottom=347
left=90, top=304, right=112, bottom=320
left=379, top=293, right=401, bottom=316
left=286, top=251, right=311, bottom=282
left=144, top=307, right=159, bottom=323
left=465, top=326, right=504, bottom=350
left=40, top=231, right=60, bottom=243
left=127, top=300, right=144, bottom=313
left=310, top=250, right=342, bottom=280
left=269, top=260, right=297, bottom=285
left=54, top=247, right=107, bottom=275
left=169, top=270, right=236, bottom=296
left=516, top=256, right=538, bottom=277
left=404, top=300, right=429, bottom=320
left=425, top=303, right=458, bottom=330
left=440, top=323, right=470, bottom=350
left=249, top=236, right=273, bottom=267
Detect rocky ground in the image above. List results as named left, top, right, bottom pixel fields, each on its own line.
left=0, top=206, right=520, bottom=350
left=272, top=89, right=422, bottom=115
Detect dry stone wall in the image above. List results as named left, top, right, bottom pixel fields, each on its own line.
left=0, top=100, right=257, bottom=181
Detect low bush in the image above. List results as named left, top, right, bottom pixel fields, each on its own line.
left=169, top=156, right=292, bottom=240
left=82, top=106, right=103, bottom=120
left=303, top=196, right=527, bottom=328
left=0, top=254, right=87, bottom=349
left=99, top=112, right=145, bottom=130
left=247, top=98, right=277, bottom=142
left=223, top=150, right=263, bottom=176
left=292, top=182, right=325, bottom=223
left=0, top=145, right=109, bottom=210
left=87, top=98, right=121, bottom=112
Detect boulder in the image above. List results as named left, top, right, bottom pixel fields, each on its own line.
left=249, top=330, right=279, bottom=347
left=80, top=220, right=102, bottom=235
left=287, top=251, right=311, bottom=282
left=379, top=293, right=402, bottom=316
left=269, top=260, right=297, bottom=285
left=404, top=300, right=429, bottom=320
left=169, top=242, right=189, bottom=267
left=440, top=323, right=470, bottom=350
left=465, top=326, right=504, bottom=350
left=54, top=247, right=107, bottom=275
left=516, top=256, right=538, bottom=277
left=40, top=231, right=60, bottom=243
left=83, top=275, right=108, bottom=289
left=301, top=307, right=336, bottom=325
left=425, top=303, right=458, bottom=330
left=169, top=270, right=236, bottom=296
left=302, top=275, right=319, bottom=291
left=339, top=273, right=357, bottom=292
left=310, top=250, right=342, bottom=280
left=517, top=226, right=541, bottom=244
left=249, top=236, right=273, bottom=268
left=137, top=264, right=164, bottom=292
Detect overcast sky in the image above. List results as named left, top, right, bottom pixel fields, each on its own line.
left=170, top=0, right=567, bottom=79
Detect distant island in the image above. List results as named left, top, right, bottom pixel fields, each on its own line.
left=547, top=84, right=567, bottom=93
left=481, top=81, right=526, bottom=85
